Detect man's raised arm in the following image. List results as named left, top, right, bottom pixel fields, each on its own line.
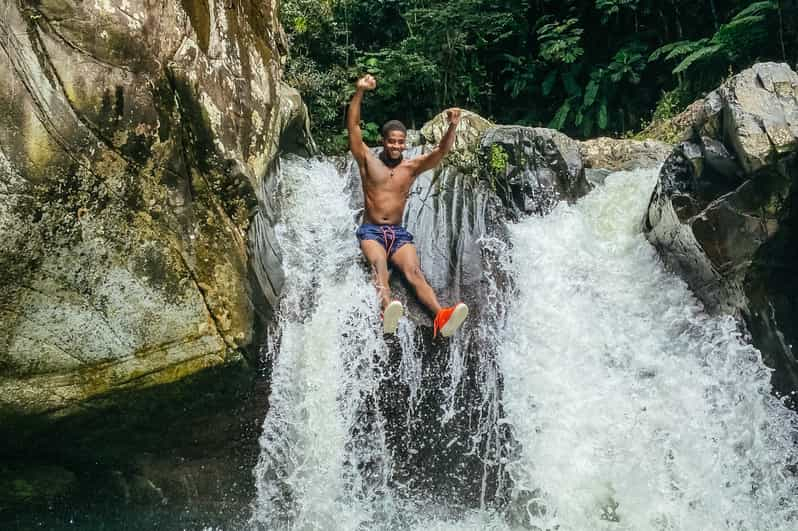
left=411, top=108, right=461, bottom=175
left=347, top=75, right=376, bottom=166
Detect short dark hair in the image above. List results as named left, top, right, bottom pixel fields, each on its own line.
left=381, top=120, right=407, bottom=137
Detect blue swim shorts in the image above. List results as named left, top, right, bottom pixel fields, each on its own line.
left=356, top=223, right=414, bottom=258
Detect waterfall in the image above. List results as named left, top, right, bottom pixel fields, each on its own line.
left=499, top=168, right=798, bottom=530
left=250, top=156, right=798, bottom=530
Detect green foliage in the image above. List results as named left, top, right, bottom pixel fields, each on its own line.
left=280, top=0, right=797, bottom=152
left=488, top=144, right=509, bottom=191
left=489, top=144, right=509, bottom=175
left=537, top=18, right=584, bottom=64
left=651, top=88, right=690, bottom=123
left=607, top=43, right=646, bottom=84
left=361, top=121, right=380, bottom=144
left=595, top=0, right=640, bottom=24
left=650, top=1, right=777, bottom=77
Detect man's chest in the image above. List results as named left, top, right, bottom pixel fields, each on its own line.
left=363, top=165, right=413, bottom=193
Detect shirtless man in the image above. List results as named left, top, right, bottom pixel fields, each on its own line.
left=348, top=74, right=468, bottom=336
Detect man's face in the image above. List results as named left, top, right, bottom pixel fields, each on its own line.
left=382, top=130, right=406, bottom=160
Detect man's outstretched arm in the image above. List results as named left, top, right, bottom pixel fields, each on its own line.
left=411, top=108, right=461, bottom=175
left=347, top=75, right=376, bottom=166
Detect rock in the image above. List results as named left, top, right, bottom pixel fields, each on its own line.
left=420, top=110, right=494, bottom=152
left=644, top=62, right=798, bottom=399
left=0, top=0, right=308, bottom=522
left=720, top=63, right=798, bottom=172
left=638, top=98, right=705, bottom=144
left=0, top=0, right=304, bottom=419
left=480, top=126, right=592, bottom=217
left=701, top=136, right=741, bottom=179
left=579, top=137, right=672, bottom=171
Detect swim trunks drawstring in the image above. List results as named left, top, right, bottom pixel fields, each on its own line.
left=381, top=225, right=397, bottom=257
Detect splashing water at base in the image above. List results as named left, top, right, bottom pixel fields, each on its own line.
left=250, top=159, right=798, bottom=530
left=500, top=169, right=798, bottom=530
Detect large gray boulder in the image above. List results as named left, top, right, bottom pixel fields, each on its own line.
left=644, top=62, right=798, bottom=397
left=0, top=0, right=305, bottom=421
left=579, top=137, right=672, bottom=171
left=480, top=126, right=592, bottom=218
left=0, top=0, right=308, bottom=521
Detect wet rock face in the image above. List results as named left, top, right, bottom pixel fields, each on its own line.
left=644, top=62, right=798, bottom=398
left=480, top=126, right=592, bottom=218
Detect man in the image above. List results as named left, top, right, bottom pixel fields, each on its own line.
left=348, top=73, right=468, bottom=336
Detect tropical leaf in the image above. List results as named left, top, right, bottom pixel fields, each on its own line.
left=598, top=98, right=608, bottom=129
left=649, top=39, right=707, bottom=62
left=733, top=1, right=777, bottom=19
left=549, top=100, right=571, bottom=130
left=562, top=70, right=581, bottom=97
left=583, top=78, right=600, bottom=107
left=672, top=43, right=724, bottom=74
left=537, top=18, right=584, bottom=63
left=581, top=113, right=594, bottom=137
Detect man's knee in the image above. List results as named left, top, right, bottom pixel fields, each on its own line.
left=404, top=265, right=427, bottom=286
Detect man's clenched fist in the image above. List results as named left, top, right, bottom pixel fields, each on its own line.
left=446, top=107, right=461, bottom=126
left=356, top=74, right=377, bottom=91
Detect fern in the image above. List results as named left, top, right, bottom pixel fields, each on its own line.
left=672, top=44, right=724, bottom=74
left=664, top=39, right=709, bottom=61
left=733, top=1, right=777, bottom=19
left=653, top=1, right=775, bottom=77
left=648, top=39, right=709, bottom=63
left=714, top=16, right=770, bottom=49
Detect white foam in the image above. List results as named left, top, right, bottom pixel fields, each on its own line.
left=499, top=169, right=798, bottom=530
left=250, top=160, right=798, bottom=531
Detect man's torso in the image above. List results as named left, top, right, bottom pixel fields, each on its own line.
left=359, top=152, right=416, bottom=225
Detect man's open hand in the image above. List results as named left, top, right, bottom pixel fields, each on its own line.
left=356, top=74, right=377, bottom=91
left=446, top=108, right=461, bottom=126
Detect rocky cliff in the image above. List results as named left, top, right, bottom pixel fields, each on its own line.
left=0, top=0, right=308, bottom=523
left=644, top=62, right=798, bottom=401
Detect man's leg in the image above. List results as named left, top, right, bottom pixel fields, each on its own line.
left=360, top=239, right=391, bottom=309
left=389, top=244, right=442, bottom=315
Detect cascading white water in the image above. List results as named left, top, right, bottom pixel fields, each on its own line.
left=249, top=156, right=390, bottom=531
left=250, top=157, right=798, bottom=531
left=499, top=168, right=798, bottom=530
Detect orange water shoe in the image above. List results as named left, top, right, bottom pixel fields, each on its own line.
left=433, top=303, right=469, bottom=337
